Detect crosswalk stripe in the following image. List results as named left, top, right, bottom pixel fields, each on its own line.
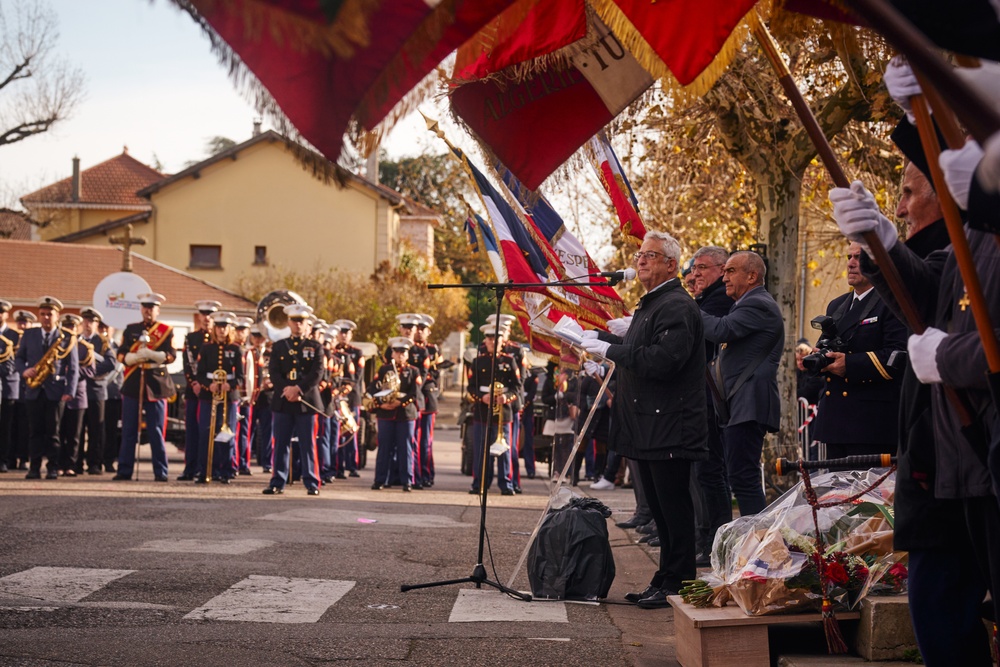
left=0, top=566, right=135, bottom=603
left=448, top=589, right=568, bottom=623
left=258, top=508, right=471, bottom=529
left=132, top=539, right=275, bottom=555
left=183, top=575, right=355, bottom=623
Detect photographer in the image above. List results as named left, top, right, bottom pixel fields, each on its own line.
left=807, top=242, right=907, bottom=459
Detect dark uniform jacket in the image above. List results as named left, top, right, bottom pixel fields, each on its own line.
left=119, top=321, right=176, bottom=400
left=0, top=325, right=20, bottom=400
left=196, top=342, right=245, bottom=404
left=0, top=336, right=15, bottom=398
left=183, top=329, right=212, bottom=400
left=15, top=326, right=80, bottom=401
left=269, top=335, right=323, bottom=415
left=468, top=351, right=520, bottom=423
left=598, top=279, right=708, bottom=461
left=702, top=285, right=784, bottom=432
left=416, top=343, right=440, bottom=414
left=373, top=361, right=420, bottom=421
left=811, top=289, right=907, bottom=446
left=82, top=333, right=117, bottom=401
left=335, top=343, right=365, bottom=409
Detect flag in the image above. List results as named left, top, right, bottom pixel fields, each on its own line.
left=467, top=212, right=506, bottom=284
left=586, top=133, right=646, bottom=245
left=182, top=0, right=514, bottom=166
left=450, top=13, right=653, bottom=191
left=589, top=0, right=759, bottom=90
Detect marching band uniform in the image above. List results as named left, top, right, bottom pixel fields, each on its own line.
left=179, top=300, right=220, bottom=480
left=233, top=317, right=256, bottom=476
left=250, top=326, right=273, bottom=472
left=333, top=319, right=364, bottom=477
left=115, top=292, right=176, bottom=482
left=79, top=309, right=116, bottom=475
left=469, top=324, right=519, bottom=495
left=371, top=337, right=420, bottom=491
left=414, top=314, right=439, bottom=489
left=101, top=324, right=123, bottom=474
left=195, top=312, right=243, bottom=483
left=317, top=334, right=343, bottom=484
left=61, top=314, right=114, bottom=476
left=10, top=311, right=37, bottom=470
left=383, top=314, right=427, bottom=486
left=0, top=299, right=19, bottom=473
left=263, top=304, right=323, bottom=496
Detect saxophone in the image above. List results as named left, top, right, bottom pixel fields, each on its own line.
left=26, top=327, right=76, bottom=390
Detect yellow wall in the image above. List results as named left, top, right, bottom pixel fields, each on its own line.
left=35, top=206, right=152, bottom=250
left=148, top=139, right=398, bottom=290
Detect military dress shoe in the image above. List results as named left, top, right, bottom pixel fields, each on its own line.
left=45, top=470, right=59, bottom=480
left=307, top=488, right=320, bottom=496
left=112, top=474, right=131, bottom=481
left=402, top=485, right=412, bottom=492
left=348, top=471, right=360, bottom=478
left=194, top=477, right=209, bottom=484
left=371, top=483, right=384, bottom=490
left=238, top=468, right=252, bottom=476
left=615, top=516, right=648, bottom=530
left=262, top=486, right=283, bottom=495
left=625, top=585, right=659, bottom=604
left=638, top=532, right=658, bottom=544
left=501, top=489, right=515, bottom=496
left=0, top=462, right=8, bottom=473
left=217, top=478, right=231, bottom=485
left=647, top=536, right=661, bottom=548
left=636, top=521, right=657, bottom=535
left=176, top=474, right=195, bottom=481
left=88, top=468, right=102, bottom=475
left=154, top=475, right=168, bottom=482
left=25, top=470, right=41, bottom=480
left=335, top=472, right=346, bottom=480
left=61, top=469, right=76, bottom=477
left=104, top=464, right=116, bottom=473
left=513, top=486, right=523, bottom=494
left=637, top=589, right=676, bottom=609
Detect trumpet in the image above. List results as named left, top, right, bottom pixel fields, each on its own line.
left=205, top=368, right=234, bottom=482
left=488, top=381, right=510, bottom=457
left=26, top=327, right=76, bottom=390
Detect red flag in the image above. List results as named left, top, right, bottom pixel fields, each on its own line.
left=586, top=133, right=646, bottom=245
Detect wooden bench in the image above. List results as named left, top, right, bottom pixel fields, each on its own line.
left=669, top=596, right=860, bottom=667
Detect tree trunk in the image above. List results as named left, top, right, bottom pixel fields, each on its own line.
left=755, top=170, right=803, bottom=498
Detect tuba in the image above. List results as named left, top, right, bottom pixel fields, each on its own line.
left=255, top=290, right=307, bottom=342
left=26, top=327, right=76, bottom=390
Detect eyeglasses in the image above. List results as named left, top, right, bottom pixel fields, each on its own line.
left=692, top=263, right=723, bottom=272
left=632, top=251, right=666, bottom=263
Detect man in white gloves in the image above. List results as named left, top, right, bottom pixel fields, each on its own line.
left=578, top=230, right=708, bottom=608
left=114, top=292, right=177, bottom=481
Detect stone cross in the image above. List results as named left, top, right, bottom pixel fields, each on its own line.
left=108, top=223, right=147, bottom=273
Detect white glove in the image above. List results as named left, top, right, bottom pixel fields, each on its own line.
left=976, top=131, right=1000, bottom=195
left=145, top=350, right=167, bottom=364
left=579, top=338, right=610, bottom=358
left=908, top=327, right=947, bottom=384
left=580, top=330, right=600, bottom=340
left=829, top=181, right=898, bottom=252
left=939, top=140, right=984, bottom=209
left=955, top=59, right=1000, bottom=108
left=607, top=316, right=633, bottom=338
left=124, top=352, right=142, bottom=366
left=884, top=56, right=922, bottom=123
left=583, top=360, right=606, bottom=377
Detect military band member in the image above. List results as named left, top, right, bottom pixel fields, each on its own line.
left=179, top=300, right=220, bottom=480
left=333, top=319, right=363, bottom=477
left=263, top=303, right=323, bottom=496
left=233, top=316, right=256, bottom=476
left=114, top=292, right=176, bottom=482
left=99, top=319, right=123, bottom=473
left=413, top=314, right=440, bottom=489
left=250, top=324, right=273, bottom=472
left=15, top=296, right=79, bottom=480
left=195, top=312, right=243, bottom=484
left=0, top=299, right=19, bottom=473
left=468, top=323, right=520, bottom=496
left=78, top=308, right=116, bottom=475
left=60, top=313, right=113, bottom=476
left=314, top=325, right=339, bottom=484
left=10, top=310, right=36, bottom=471
left=485, top=314, right=527, bottom=493
left=371, top=337, right=420, bottom=491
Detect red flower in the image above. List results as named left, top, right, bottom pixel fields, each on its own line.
left=826, top=562, right=849, bottom=585
left=888, top=563, right=908, bottom=579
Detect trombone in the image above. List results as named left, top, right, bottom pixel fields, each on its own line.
left=205, top=368, right=234, bottom=482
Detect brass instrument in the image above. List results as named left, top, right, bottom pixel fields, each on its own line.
left=363, top=361, right=401, bottom=410
left=255, top=290, right=307, bottom=341
left=26, top=327, right=76, bottom=390
left=335, top=396, right=358, bottom=435
left=488, top=381, right=510, bottom=456
left=205, top=368, right=234, bottom=483
left=78, top=338, right=95, bottom=368
left=0, top=334, right=13, bottom=364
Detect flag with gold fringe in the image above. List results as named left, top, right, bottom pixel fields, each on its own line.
left=586, top=132, right=646, bottom=246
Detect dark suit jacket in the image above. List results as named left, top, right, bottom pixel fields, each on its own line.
left=811, top=289, right=907, bottom=446
left=14, top=327, right=79, bottom=401
left=82, top=333, right=117, bottom=402
left=600, top=279, right=708, bottom=461
left=0, top=325, right=19, bottom=400
left=701, top=285, right=784, bottom=432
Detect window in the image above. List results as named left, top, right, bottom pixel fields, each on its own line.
left=189, top=245, right=222, bottom=269
left=254, top=245, right=268, bottom=266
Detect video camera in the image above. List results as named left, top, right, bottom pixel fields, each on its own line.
left=800, top=315, right=847, bottom=375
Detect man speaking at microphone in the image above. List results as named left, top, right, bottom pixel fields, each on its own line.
left=579, top=231, right=708, bottom=608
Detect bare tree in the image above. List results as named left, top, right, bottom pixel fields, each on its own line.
left=0, top=0, right=84, bottom=148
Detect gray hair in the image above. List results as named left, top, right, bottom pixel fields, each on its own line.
left=731, top=250, right=766, bottom=284
left=644, top=230, right=681, bottom=264
left=692, top=246, right=729, bottom=266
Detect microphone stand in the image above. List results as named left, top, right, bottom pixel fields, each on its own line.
left=400, top=277, right=615, bottom=601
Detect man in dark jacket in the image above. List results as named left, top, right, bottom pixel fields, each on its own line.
left=580, top=230, right=708, bottom=609
left=701, top=251, right=784, bottom=517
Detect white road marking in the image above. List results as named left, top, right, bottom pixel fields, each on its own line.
left=132, top=539, right=275, bottom=555
left=529, top=637, right=572, bottom=641
left=184, top=575, right=355, bottom=623
left=0, top=567, right=135, bottom=603
left=448, top=589, right=568, bottom=623
left=258, top=508, right=470, bottom=529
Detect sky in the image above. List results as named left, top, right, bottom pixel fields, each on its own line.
left=0, top=0, right=433, bottom=201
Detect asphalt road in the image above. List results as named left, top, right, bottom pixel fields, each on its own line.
left=0, top=395, right=680, bottom=667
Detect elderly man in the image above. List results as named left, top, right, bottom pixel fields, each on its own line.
left=701, top=251, right=783, bottom=517
left=580, top=230, right=708, bottom=608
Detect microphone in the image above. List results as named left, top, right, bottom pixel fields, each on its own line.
left=593, top=268, right=636, bottom=285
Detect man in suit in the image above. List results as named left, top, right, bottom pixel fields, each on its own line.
left=701, top=251, right=784, bottom=517
left=14, top=296, right=79, bottom=480
left=810, top=242, right=907, bottom=459
left=114, top=292, right=177, bottom=482
left=580, top=230, right=708, bottom=609
left=0, top=299, right=20, bottom=473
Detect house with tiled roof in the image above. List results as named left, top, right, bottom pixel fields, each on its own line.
left=21, top=149, right=162, bottom=244
left=0, top=209, right=35, bottom=241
